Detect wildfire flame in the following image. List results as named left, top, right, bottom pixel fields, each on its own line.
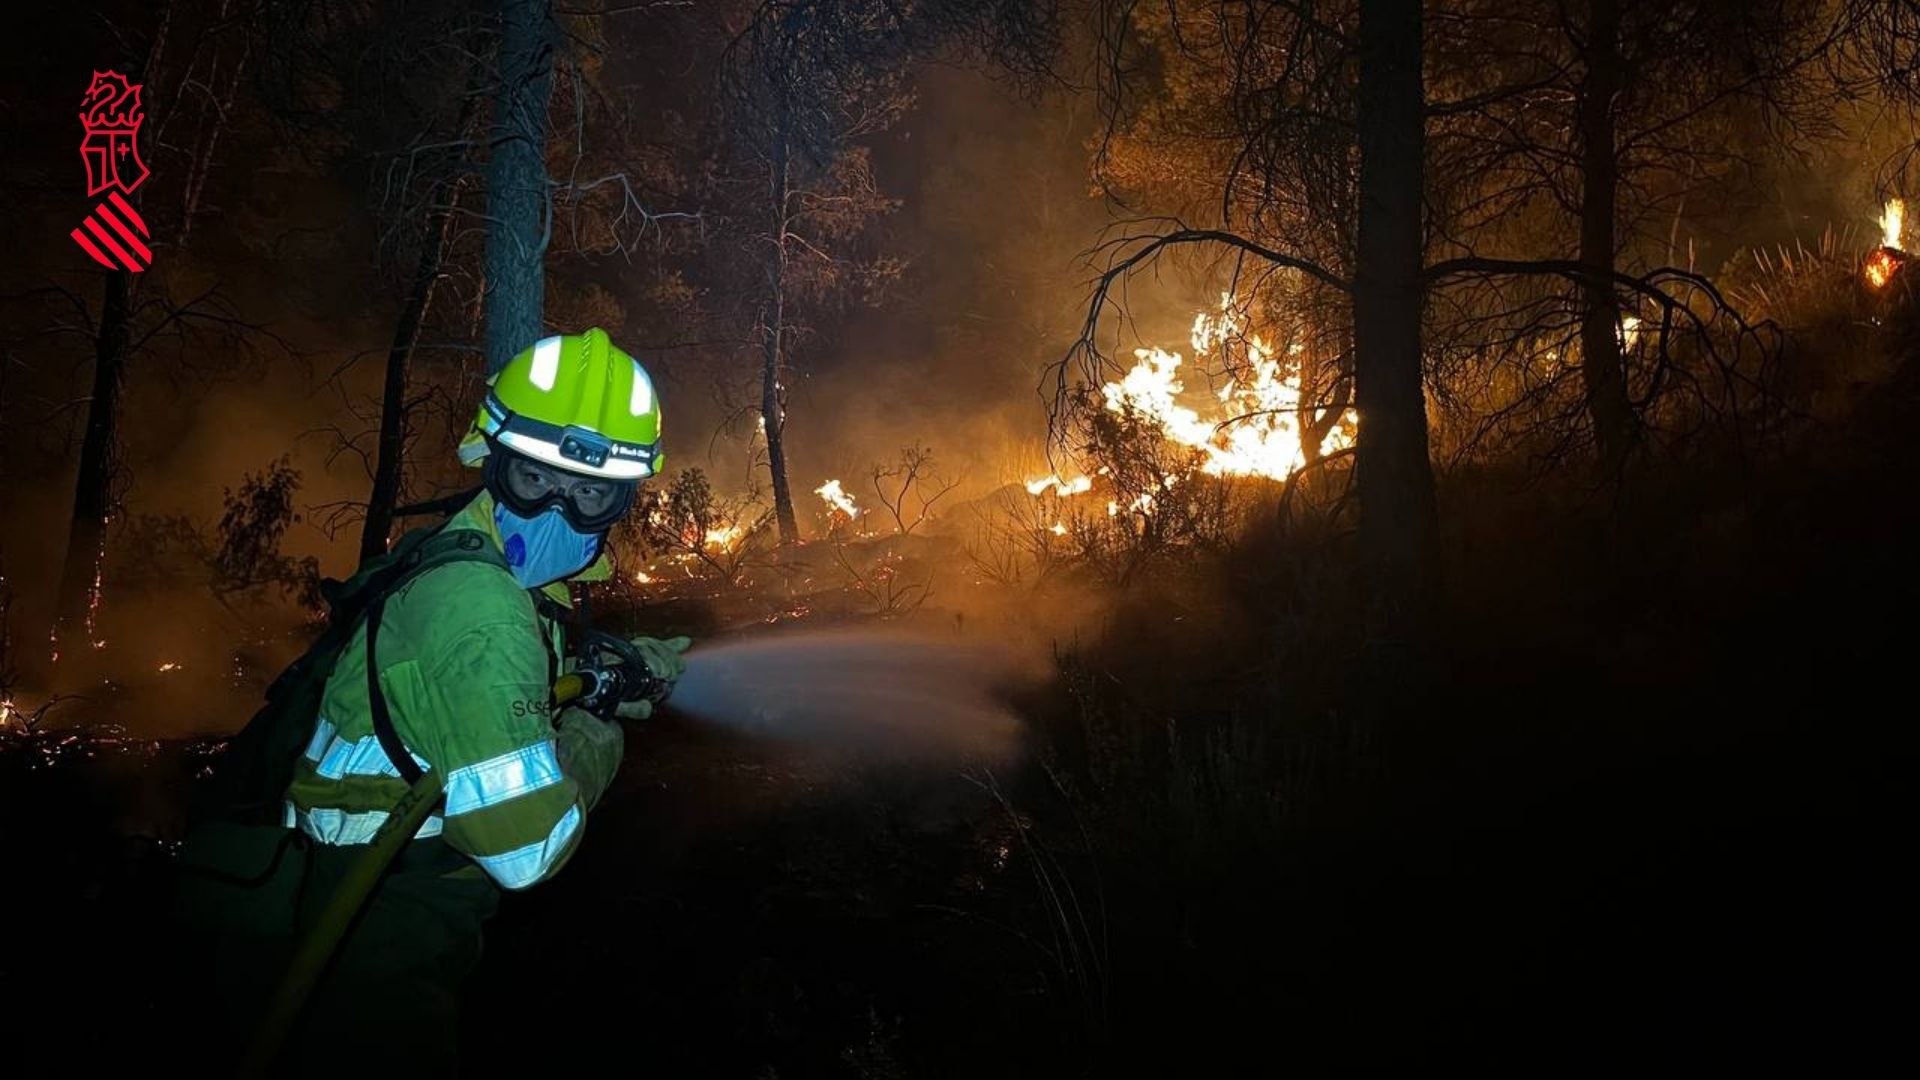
left=1025, top=474, right=1093, bottom=497
left=704, top=525, right=745, bottom=551
left=1101, top=295, right=1354, bottom=481
left=1866, top=197, right=1907, bottom=289
left=815, top=479, right=860, bottom=519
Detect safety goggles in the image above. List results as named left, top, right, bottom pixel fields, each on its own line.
left=484, top=445, right=638, bottom=531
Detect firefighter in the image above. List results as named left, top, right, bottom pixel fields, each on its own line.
left=266, top=328, right=688, bottom=1067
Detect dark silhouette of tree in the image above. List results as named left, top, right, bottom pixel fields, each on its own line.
left=718, top=1, right=915, bottom=545
left=1426, top=0, right=1844, bottom=469
left=1071, top=0, right=1443, bottom=647
left=1353, top=0, right=1441, bottom=643
left=716, top=0, right=1060, bottom=546
left=483, top=0, right=557, bottom=376
left=258, top=0, right=695, bottom=556
left=48, top=0, right=270, bottom=662
left=1070, top=0, right=1806, bottom=648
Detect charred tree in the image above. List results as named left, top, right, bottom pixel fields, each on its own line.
left=483, top=0, right=555, bottom=375
left=721, top=1, right=916, bottom=545
left=1577, top=0, right=1633, bottom=470
left=51, top=3, right=259, bottom=660
left=761, top=109, right=800, bottom=544
left=52, top=271, right=132, bottom=654
left=360, top=182, right=463, bottom=560
left=1353, top=0, right=1441, bottom=645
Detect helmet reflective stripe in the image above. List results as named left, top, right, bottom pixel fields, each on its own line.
left=631, top=365, right=653, bottom=416
left=497, top=427, right=652, bottom=480
left=528, top=336, right=562, bottom=391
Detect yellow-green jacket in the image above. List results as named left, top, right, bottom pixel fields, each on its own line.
left=282, top=492, right=623, bottom=889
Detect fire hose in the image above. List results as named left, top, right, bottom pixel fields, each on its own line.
left=238, top=633, right=666, bottom=1077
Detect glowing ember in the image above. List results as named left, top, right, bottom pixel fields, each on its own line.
left=1025, top=474, right=1093, bottom=497
left=85, top=520, right=107, bottom=643
left=815, top=479, right=860, bottom=519
left=1866, top=247, right=1896, bottom=288
left=634, top=570, right=656, bottom=584
left=157, top=661, right=181, bottom=673
left=1865, top=249, right=1900, bottom=289
left=1101, top=295, right=1354, bottom=481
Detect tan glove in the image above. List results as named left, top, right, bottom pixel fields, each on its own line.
left=613, top=635, right=691, bottom=720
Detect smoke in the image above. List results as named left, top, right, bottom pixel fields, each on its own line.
left=662, top=63, right=1120, bottom=510
left=666, top=627, right=1040, bottom=763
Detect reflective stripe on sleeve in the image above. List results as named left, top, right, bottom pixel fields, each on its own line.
left=471, top=804, right=581, bottom=889
left=443, top=740, right=565, bottom=818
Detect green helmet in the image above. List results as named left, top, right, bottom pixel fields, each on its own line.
left=459, top=328, right=663, bottom=480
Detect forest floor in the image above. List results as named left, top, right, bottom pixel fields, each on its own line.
left=4, top=386, right=1915, bottom=1074
left=0, top=558, right=1906, bottom=1076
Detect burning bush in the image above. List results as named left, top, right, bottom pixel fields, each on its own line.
left=613, top=467, right=774, bottom=591
left=1064, top=395, right=1239, bottom=583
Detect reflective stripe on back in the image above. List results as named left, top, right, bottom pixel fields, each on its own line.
left=290, top=802, right=445, bottom=845
left=304, top=715, right=431, bottom=780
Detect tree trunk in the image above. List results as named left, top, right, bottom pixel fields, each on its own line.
left=1352, top=0, right=1441, bottom=650
left=762, top=124, right=800, bottom=545
left=360, top=183, right=462, bottom=560
left=53, top=270, right=132, bottom=660
left=482, top=0, right=554, bottom=376
left=1579, top=0, right=1633, bottom=470
left=1299, top=325, right=1352, bottom=472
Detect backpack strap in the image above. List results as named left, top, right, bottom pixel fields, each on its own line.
left=360, top=528, right=503, bottom=788
left=365, top=591, right=422, bottom=785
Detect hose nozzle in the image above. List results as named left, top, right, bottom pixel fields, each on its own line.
left=570, top=629, right=668, bottom=719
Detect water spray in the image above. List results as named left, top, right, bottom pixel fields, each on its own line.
left=666, top=629, right=1029, bottom=762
